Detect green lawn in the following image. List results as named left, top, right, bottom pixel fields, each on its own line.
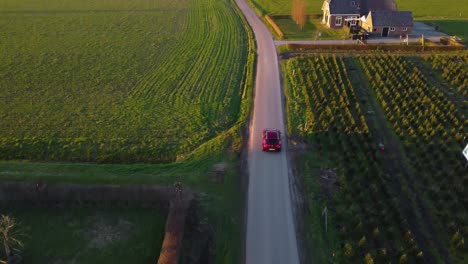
left=396, top=0, right=468, bottom=19
left=2, top=207, right=165, bottom=264
left=421, top=20, right=468, bottom=41
left=273, top=16, right=349, bottom=40
left=248, top=0, right=322, bottom=15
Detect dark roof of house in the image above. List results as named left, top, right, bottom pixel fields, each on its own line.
left=369, top=10, right=413, bottom=26
left=325, top=0, right=362, bottom=15
left=367, top=0, right=397, bottom=12
left=326, top=0, right=397, bottom=15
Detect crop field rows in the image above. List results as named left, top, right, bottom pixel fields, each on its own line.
left=0, top=0, right=249, bottom=163
left=284, top=55, right=422, bottom=263
left=286, top=56, right=369, bottom=135
left=423, top=54, right=468, bottom=97
left=359, top=55, right=467, bottom=261
left=283, top=53, right=467, bottom=263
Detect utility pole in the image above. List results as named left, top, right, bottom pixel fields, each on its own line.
left=421, top=34, right=425, bottom=51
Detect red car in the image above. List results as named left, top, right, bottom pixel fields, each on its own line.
left=262, top=128, right=282, bottom=151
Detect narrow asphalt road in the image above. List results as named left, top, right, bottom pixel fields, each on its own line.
left=234, top=0, right=300, bottom=263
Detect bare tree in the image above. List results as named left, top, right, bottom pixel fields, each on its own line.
left=292, top=0, right=298, bottom=24
left=0, top=215, right=24, bottom=261
left=298, top=0, right=306, bottom=29
left=292, top=0, right=306, bottom=29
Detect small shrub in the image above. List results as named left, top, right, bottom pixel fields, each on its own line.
left=451, top=230, right=461, bottom=244
left=364, top=252, right=374, bottom=264
left=373, top=227, right=380, bottom=237
left=399, top=254, right=408, bottom=264
left=456, top=237, right=465, bottom=250
left=358, top=236, right=367, bottom=248
left=344, top=242, right=354, bottom=258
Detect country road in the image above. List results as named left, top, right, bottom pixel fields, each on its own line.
left=234, top=0, right=300, bottom=263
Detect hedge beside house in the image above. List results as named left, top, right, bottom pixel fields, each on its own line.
left=265, top=15, right=284, bottom=39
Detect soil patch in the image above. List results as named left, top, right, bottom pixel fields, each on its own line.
left=83, top=215, right=135, bottom=249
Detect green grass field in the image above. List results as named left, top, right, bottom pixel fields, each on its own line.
left=248, top=0, right=322, bottom=15
left=396, top=0, right=468, bottom=19
left=2, top=207, right=165, bottom=263
left=0, top=0, right=249, bottom=163
left=0, top=0, right=255, bottom=262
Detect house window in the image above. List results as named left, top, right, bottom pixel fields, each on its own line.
left=350, top=16, right=357, bottom=26
left=390, top=27, right=396, bottom=31
left=402, top=27, right=408, bottom=31
left=335, top=16, right=342, bottom=26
